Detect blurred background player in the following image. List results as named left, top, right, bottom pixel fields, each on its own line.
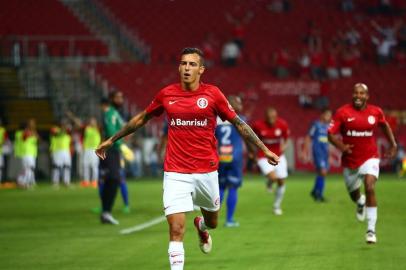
left=0, top=119, right=7, bottom=183
left=81, top=117, right=101, bottom=188
left=50, top=121, right=72, bottom=188
left=328, top=83, right=397, bottom=244
left=98, top=91, right=126, bottom=224
left=305, top=109, right=332, bottom=202
left=252, top=107, right=290, bottom=215
left=215, top=95, right=245, bottom=227
left=19, top=119, right=38, bottom=188
left=14, top=123, right=24, bottom=186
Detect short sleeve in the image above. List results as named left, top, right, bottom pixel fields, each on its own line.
left=214, top=88, right=237, bottom=121
left=308, top=122, right=316, bottom=137
left=376, top=107, right=386, bottom=125
left=282, top=122, right=290, bottom=139
left=328, top=111, right=342, bottom=134
left=145, top=90, right=165, bottom=117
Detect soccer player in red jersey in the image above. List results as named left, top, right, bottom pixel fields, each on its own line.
left=328, top=83, right=397, bottom=244
left=95, top=48, right=279, bottom=270
left=252, top=108, right=290, bottom=215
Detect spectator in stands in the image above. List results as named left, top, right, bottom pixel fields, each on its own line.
left=371, top=34, right=397, bottom=65
left=377, top=0, right=396, bottom=15
left=225, top=4, right=254, bottom=49
left=326, top=46, right=340, bottom=79
left=341, top=0, right=354, bottom=12
left=273, top=48, right=290, bottom=78
left=371, top=20, right=397, bottom=42
left=222, top=40, right=240, bottom=67
left=267, top=0, right=291, bottom=13
left=298, top=48, right=311, bottom=78
left=344, top=24, right=361, bottom=46
left=310, top=47, right=324, bottom=80
left=341, top=45, right=359, bottom=77
left=397, top=19, right=406, bottom=53
left=305, top=20, right=323, bottom=52
left=201, top=33, right=218, bottom=67
left=315, top=79, right=330, bottom=110
left=298, top=92, right=313, bottom=109
left=396, top=19, right=406, bottom=65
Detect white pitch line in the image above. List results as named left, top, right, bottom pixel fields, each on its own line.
left=120, top=216, right=167, bottom=235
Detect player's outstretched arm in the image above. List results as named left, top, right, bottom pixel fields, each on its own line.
left=230, top=116, right=279, bottom=165
left=95, top=110, right=152, bottom=160
left=380, top=122, right=397, bottom=158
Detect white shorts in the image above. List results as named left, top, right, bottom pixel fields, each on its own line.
left=83, top=149, right=99, bottom=167
left=257, top=155, right=288, bottom=179
left=22, top=155, right=36, bottom=169
left=163, top=171, right=220, bottom=216
left=343, top=158, right=380, bottom=192
left=52, top=150, right=71, bottom=167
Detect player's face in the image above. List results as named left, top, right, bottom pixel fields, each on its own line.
left=179, top=54, right=205, bottom=86
left=89, top=117, right=97, bottom=126
left=266, top=109, right=277, bottom=125
left=113, top=92, right=124, bottom=107
left=28, top=119, right=36, bottom=130
left=352, top=85, right=369, bottom=109
left=321, top=111, right=332, bottom=123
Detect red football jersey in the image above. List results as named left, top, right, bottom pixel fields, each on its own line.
left=145, top=83, right=237, bottom=173
left=328, top=104, right=386, bottom=169
left=252, top=118, right=290, bottom=157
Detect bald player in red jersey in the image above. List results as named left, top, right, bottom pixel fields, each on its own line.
left=96, top=48, right=279, bottom=270
left=328, top=83, right=397, bottom=244
left=252, top=107, right=290, bottom=215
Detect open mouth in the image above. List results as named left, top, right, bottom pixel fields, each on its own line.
left=354, top=98, right=362, bottom=105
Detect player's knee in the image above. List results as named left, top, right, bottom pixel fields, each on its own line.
left=169, top=222, right=185, bottom=239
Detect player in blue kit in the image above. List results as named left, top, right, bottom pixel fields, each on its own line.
left=306, top=109, right=332, bottom=202
left=215, top=96, right=246, bottom=227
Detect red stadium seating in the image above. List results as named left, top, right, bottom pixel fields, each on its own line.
left=95, top=0, right=406, bottom=135
left=1, top=0, right=108, bottom=57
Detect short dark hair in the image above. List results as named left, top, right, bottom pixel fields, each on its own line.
left=108, top=90, right=122, bottom=101
left=100, top=97, right=109, bottom=105
left=180, top=47, right=205, bottom=66
left=321, top=108, right=331, bottom=114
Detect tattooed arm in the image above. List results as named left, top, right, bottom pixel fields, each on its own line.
left=95, top=110, right=152, bottom=160
left=230, top=116, right=279, bottom=165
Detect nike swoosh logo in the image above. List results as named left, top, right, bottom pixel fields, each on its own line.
left=169, top=101, right=178, bottom=105
left=347, top=118, right=355, bottom=122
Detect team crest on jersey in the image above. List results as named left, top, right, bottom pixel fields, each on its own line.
left=368, top=116, right=376, bottom=124
left=197, top=98, right=208, bottom=109
left=275, top=128, right=282, bottom=136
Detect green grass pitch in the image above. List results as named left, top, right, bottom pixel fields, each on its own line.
left=1, top=173, right=405, bottom=270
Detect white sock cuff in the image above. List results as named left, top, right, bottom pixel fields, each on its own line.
left=168, top=241, right=184, bottom=253
left=366, top=207, right=377, bottom=216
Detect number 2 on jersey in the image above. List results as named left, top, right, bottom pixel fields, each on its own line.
left=220, top=125, right=232, bottom=145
